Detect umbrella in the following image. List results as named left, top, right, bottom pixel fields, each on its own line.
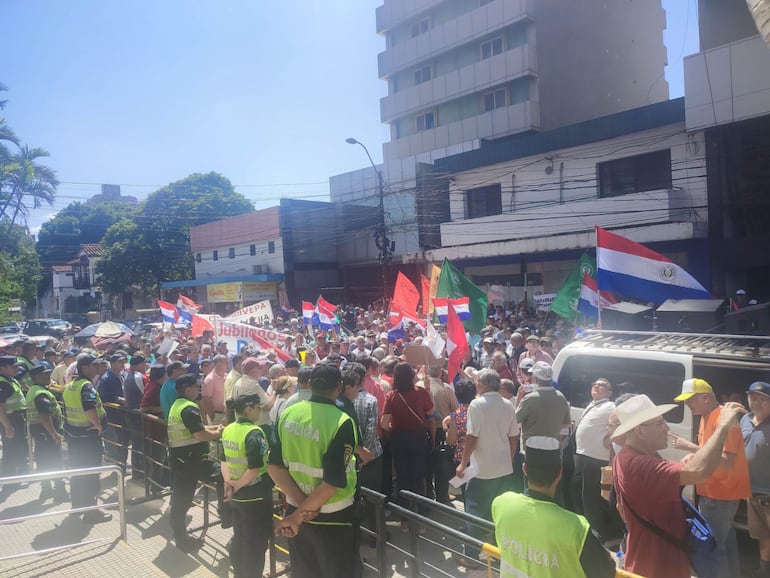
left=74, top=322, right=133, bottom=339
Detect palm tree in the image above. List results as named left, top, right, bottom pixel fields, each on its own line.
left=0, top=145, right=58, bottom=249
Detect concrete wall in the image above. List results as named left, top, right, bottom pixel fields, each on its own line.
left=534, top=0, right=669, bottom=131
left=698, top=0, right=758, bottom=50
left=440, top=123, right=706, bottom=246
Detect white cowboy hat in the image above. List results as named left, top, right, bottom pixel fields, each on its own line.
left=613, top=394, right=678, bottom=438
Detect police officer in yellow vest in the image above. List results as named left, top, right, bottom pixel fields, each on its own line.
left=492, top=436, right=615, bottom=578
left=63, top=353, right=112, bottom=523
left=26, top=364, right=68, bottom=502
left=16, top=341, right=37, bottom=391
left=167, top=373, right=225, bottom=552
left=268, top=363, right=359, bottom=578
left=0, top=355, right=28, bottom=479
left=221, top=393, right=273, bottom=577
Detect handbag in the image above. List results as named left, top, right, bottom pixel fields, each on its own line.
left=623, top=495, right=718, bottom=575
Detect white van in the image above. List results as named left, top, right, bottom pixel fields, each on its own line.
left=552, top=330, right=770, bottom=512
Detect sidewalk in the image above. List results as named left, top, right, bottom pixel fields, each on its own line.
left=0, top=471, right=493, bottom=578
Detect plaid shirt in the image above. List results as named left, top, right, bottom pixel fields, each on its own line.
left=353, top=390, right=382, bottom=459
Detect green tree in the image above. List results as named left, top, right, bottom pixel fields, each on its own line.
left=0, top=219, right=42, bottom=322
left=97, top=172, right=253, bottom=296
left=36, top=201, right=132, bottom=268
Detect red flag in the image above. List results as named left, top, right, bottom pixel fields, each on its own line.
left=421, top=274, right=430, bottom=314
left=191, top=314, right=213, bottom=337
left=446, top=303, right=469, bottom=383
left=392, top=271, right=420, bottom=316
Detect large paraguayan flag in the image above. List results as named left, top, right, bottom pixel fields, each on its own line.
left=577, top=274, right=617, bottom=319
left=301, top=301, right=315, bottom=325
left=315, top=296, right=339, bottom=330
left=596, top=227, right=711, bottom=304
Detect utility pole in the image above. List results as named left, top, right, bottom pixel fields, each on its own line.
left=346, top=138, right=393, bottom=305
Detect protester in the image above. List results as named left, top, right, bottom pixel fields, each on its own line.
left=671, top=378, right=751, bottom=578
left=742, top=382, right=770, bottom=578
left=613, top=394, right=746, bottom=578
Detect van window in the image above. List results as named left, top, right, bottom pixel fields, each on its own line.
left=693, top=361, right=770, bottom=404
left=557, top=356, right=685, bottom=423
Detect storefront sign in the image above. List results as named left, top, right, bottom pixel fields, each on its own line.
left=226, top=299, right=273, bottom=324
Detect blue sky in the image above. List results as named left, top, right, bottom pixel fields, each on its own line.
left=2, top=0, right=698, bottom=234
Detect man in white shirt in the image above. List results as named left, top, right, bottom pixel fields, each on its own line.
left=455, top=368, right=518, bottom=564
left=571, top=378, right=622, bottom=543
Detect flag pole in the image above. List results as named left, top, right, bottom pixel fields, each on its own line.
left=595, top=227, right=603, bottom=329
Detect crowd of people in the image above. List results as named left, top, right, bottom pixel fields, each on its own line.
left=0, top=300, right=769, bottom=578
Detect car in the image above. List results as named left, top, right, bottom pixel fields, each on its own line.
left=0, top=323, right=22, bottom=333
left=23, top=319, right=72, bottom=338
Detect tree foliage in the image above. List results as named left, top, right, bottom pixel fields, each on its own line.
left=0, top=219, right=42, bottom=322
left=36, top=201, right=132, bottom=268
left=97, top=172, right=253, bottom=296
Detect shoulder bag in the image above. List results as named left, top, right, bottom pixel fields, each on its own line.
left=622, top=495, right=717, bottom=576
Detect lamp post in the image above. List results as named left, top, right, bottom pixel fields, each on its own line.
left=345, top=138, right=392, bottom=304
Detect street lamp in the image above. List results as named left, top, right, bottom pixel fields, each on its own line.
left=345, top=137, right=393, bottom=304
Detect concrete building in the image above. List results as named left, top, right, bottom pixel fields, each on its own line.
left=331, top=0, right=671, bottom=301
left=187, top=207, right=285, bottom=314
left=377, top=0, right=669, bottom=165
left=684, top=0, right=770, bottom=300
left=87, top=184, right=138, bottom=206
left=400, top=98, right=711, bottom=303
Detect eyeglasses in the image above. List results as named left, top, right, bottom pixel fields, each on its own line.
left=592, top=382, right=611, bottom=389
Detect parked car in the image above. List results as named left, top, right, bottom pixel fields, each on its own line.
left=0, top=323, right=22, bottom=334
left=23, top=319, right=72, bottom=338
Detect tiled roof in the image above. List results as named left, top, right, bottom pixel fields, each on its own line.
left=52, top=265, right=72, bottom=273
left=80, top=243, right=102, bottom=256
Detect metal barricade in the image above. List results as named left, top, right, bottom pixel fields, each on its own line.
left=0, top=465, right=127, bottom=561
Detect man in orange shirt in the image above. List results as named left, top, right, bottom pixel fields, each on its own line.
left=672, top=378, right=751, bottom=578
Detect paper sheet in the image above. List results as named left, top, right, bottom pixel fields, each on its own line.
left=449, top=464, right=478, bottom=488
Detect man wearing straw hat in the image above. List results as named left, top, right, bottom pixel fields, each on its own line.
left=612, top=394, right=746, bottom=578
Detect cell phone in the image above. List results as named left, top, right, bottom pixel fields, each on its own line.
left=523, top=384, right=536, bottom=393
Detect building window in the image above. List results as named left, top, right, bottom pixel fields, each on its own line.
left=250, top=244, right=256, bottom=256
left=481, top=36, right=504, bottom=60
left=228, top=247, right=235, bottom=259
left=411, top=18, right=430, bottom=38
left=213, top=250, right=218, bottom=261
left=597, top=149, right=673, bottom=198
left=416, top=111, right=435, bottom=132
left=268, top=241, right=275, bottom=254
left=483, top=88, right=507, bottom=112
left=466, top=184, right=503, bottom=219
left=195, top=253, right=201, bottom=263
left=414, top=66, right=432, bottom=85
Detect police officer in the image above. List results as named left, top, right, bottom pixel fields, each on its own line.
left=26, top=364, right=68, bottom=501
left=0, top=355, right=28, bottom=478
left=167, top=373, right=225, bottom=552
left=16, top=342, right=37, bottom=390
left=268, top=363, right=359, bottom=578
left=491, top=436, right=615, bottom=578
left=221, top=394, right=273, bottom=577
left=63, top=353, right=112, bottom=524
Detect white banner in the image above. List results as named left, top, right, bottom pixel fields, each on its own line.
left=533, top=293, right=557, bottom=312
left=213, top=318, right=290, bottom=362
left=226, top=299, right=274, bottom=325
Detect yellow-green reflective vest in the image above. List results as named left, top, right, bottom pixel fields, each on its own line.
left=16, top=357, right=35, bottom=389
left=167, top=398, right=201, bottom=448
left=26, top=385, right=62, bottom=427
left=0, top=376, right=27, bottom=413
left=222, top=420, right=268, bottom=484
left=63, top=378, right=105, bottom=427
left=492, top=491, right=589, bottom=578
left=277, top=400, right=357, bottom=514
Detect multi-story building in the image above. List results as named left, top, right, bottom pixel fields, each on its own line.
left=684, top=0, right=770, bottom=299
left=331, top=0, right=671, bottom=301
left=401, top=97, right=711, bottom=301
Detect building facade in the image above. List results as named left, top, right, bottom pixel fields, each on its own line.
left=400, top=98, right=710, bottom=302
left=684, top=0, right=770, bottom=300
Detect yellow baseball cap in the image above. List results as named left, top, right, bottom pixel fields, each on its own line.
left=674, top=378, right=713, bottom=402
